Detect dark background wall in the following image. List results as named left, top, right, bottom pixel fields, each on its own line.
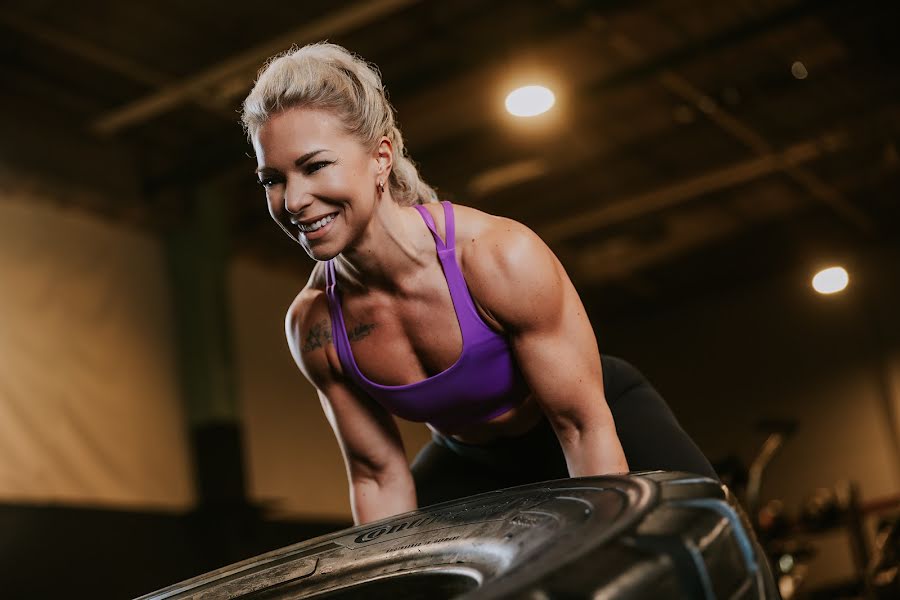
left=0, top=503, right=346, bottom=600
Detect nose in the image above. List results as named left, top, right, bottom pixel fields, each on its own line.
left=283, top=178, right=312, bottom=216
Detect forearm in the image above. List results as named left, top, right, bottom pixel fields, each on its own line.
left=350, top=469, right=417, bottom=526
left=558, top=422, right=629, bottom=477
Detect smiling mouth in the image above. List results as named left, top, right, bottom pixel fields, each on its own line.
left=292, top=212, right=338, bottom=234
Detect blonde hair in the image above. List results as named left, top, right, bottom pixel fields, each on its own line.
left=241, top=42, right=437, bottom=206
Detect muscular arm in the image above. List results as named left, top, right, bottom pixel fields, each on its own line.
left=467, top=219, right=629, bottom=477
left=286, top=288, right=416, bottom=524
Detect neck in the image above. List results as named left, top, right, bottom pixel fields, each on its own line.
left=334, top=197, right=433, bottom=293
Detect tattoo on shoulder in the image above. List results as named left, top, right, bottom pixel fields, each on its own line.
left=301, top=319, right=376, bottom=351
left=348, top=322, right=376, bottom=342
left=302, top=320, right=332, bottom=352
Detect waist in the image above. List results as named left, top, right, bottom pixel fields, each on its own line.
left=432, top=411, right=559, bottom=466
left=433, top=393, right=544, bottom=443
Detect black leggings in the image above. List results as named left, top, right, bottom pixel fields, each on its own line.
left=411, top=355, right=717, bottom=507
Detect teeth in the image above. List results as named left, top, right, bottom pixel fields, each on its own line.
left=300, top=213, right=336, bottom=233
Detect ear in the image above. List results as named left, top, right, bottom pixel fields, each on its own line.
left=375, top=136, right=393, bottom=179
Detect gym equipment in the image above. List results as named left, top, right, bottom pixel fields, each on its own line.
left=869, top=512, right=900, bottom=599
left=138, top=471, right=778, bottom=599
left=746, top=419, right=798, bottom=529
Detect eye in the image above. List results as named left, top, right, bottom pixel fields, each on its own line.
left=306, top=160, right=333, bottom=174
left=257, top=176, right=282, bottom=189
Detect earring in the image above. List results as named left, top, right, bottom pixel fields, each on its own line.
left=377, top=180, right=385, bottom=194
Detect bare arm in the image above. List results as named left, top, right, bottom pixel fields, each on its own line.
left=467, top=220, right=629, bottom=476
left=286, top=290, right=416, bottom=524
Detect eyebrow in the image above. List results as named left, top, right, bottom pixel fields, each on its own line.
left=255, top=149, right=329, bottom=174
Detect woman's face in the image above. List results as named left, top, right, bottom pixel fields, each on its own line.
left=252, top=107, right=384, bottom=261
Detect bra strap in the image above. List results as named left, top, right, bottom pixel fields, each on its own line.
left=413, top=202, right=454, bottom=251
left=440, top=201, right=455, bottom=250
left=324, top=260, right=359, bottom=379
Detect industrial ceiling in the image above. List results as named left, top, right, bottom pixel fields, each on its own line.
left=2, top=0, right=898, bottom=315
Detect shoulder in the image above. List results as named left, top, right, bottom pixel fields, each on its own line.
left=460, top=206, right=553, bottom=272
left=451, top=203, right=566, bottom=330
left=420, top=201, right=548, bottom=266
left=285, top=262, right=338, bottom=385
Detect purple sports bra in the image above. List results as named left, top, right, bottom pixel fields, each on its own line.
left=324, top=201, right=529, bottom=430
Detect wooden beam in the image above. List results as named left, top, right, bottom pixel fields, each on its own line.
left=90, top=0, right=421, bottom=134
left=0, top=12, right=234, bottom=121
left=539, top=131, right=847, bottom=243
left=601, top=19, right=875, bottom=234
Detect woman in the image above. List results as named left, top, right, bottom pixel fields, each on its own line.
left=242, top=43, right=716, bottom=525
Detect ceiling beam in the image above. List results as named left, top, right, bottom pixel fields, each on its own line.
left=90, top=0, right=421, bottom=135
left=599, top=15, right=875, bottom=234
left=0, top=11, right=234, bottom=121
left=572, top=177, right=807, bottom=286
left=575, top=207, right=743, bottom=284
left=414, top=0, right=832, bottom=177
left=538, top=130, right=848, bottom=243
left=0, top=12, right=169, bottom=88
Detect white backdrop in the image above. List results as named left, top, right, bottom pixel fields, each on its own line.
left=0, top=190, right=193, bottom=510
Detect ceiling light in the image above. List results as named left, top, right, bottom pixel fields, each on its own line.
left=505, top=85, right=555, bottom=117
left=812, top=266, right=849, bottom=295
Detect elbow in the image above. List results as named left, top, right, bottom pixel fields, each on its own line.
left=547, top=407, right=615, bottom=447
left=348, top=456, right=409, bottom=489
left=547, top=411, right=587, bottom=447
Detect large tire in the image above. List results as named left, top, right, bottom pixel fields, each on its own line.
left=138, top=472, right=779, bottom=599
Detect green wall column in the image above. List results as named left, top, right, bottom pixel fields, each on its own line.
left=166, top=183, right=247, bottom=508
